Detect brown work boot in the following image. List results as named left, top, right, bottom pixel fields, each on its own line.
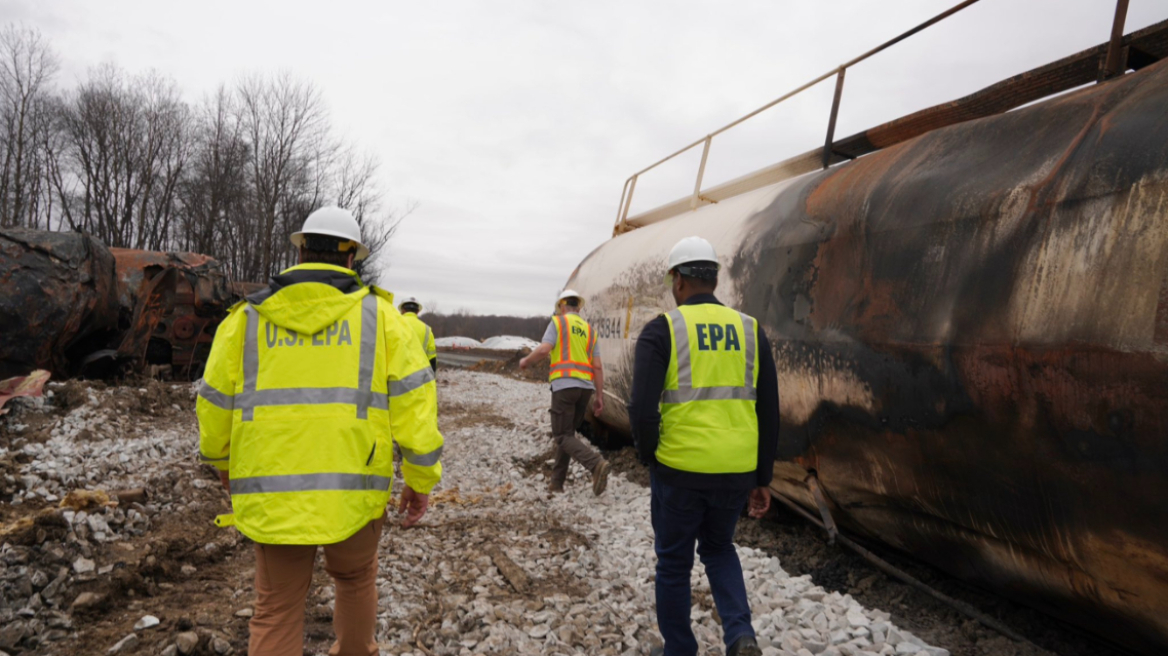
left=547, top=480, right=564, bottom=495
left=591, top=460, right=611, bottom=496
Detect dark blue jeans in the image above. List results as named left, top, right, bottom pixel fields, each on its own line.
left=650, top=473, right=753, bottom=656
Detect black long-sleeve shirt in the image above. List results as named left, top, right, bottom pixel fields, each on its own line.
left=628, top=293, right=780, bottom=490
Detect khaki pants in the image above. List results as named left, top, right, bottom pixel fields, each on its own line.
left=249, top=517, right=385, bottom=656
left=549, top=387, right=603, bottom=487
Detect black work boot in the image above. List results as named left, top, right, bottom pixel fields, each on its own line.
left=727, top=634, right=762, bottom=656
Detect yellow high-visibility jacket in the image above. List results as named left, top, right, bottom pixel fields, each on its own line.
left=196, top=263, right=443, bottom=545
left=402, top=312, right=437, bottom=361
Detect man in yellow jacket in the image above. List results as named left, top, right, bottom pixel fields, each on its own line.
left=398, top=296, right=437, bottom=371
left=196, top=206, right=442, bottom=656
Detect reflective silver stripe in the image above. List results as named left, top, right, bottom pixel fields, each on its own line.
left=356, top=293, right=378, bottom=419
left=741, top=313, right=757, bottom=392
left=558, top=316, right=570, bottom=362
left=661, top=386, right=758, bottom=403
left=399, top=444, right=443, bottom=467
left=233, top=386, right=390, bottom=411
left=199, top=452, right=229, bottom=463
left=663, top=307, right=758, bottom=405
left=238, top=296, right=388, bottom=419
left=241, top=306, right=259, bottom=421
left=550, top=363, right=593, bottom=373
left=231, top=472, right=392, bottom=495
left=667, top=309, right=691, bottom=387
left=197, top=379, right=234, bottom=410
left=389, top=366, right=435, bottom=398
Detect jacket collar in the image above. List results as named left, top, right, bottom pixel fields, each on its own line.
left=246, top=263, right=363, bottom=305
left=681, top=293, right=722, bottom=307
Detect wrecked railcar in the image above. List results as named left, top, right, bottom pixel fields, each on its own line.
left=0, top=229, right=247, bottom=379
left=570, top=23, right=1168, bottom=656
left=104, top=249, right=237, bottom=379
left=0, top=228, right=120, bottom=379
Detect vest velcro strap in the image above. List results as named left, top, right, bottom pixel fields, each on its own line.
left=389, top=366, right=436, bottom=397
left=662, top=386, right=758, bottom=403
left=399, top=444, right=443, bottom=467
left=231, top=472, right=393, bottom=495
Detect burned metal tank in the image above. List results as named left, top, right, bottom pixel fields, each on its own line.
left=0, top=228, right=120, bottom=379
left=568, top=33, right=1168, bottom=656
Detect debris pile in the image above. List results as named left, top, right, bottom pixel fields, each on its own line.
left=0, top=379, right=244, bottom=655
left=0, top=227, right=246, bottom=380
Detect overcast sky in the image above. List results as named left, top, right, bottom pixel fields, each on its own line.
left=5, top=0, right=1163, bottom=315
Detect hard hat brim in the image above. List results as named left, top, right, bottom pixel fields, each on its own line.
left=291, top=230, right=370, bottom=261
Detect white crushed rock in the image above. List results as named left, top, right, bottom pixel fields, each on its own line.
left=377, top=370, right=949, bottom=656
left=0, top=372, right=951, bottom=656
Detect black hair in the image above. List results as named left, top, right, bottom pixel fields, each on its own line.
left=300, top=234, right=355, bottom=268
left=401, top=303, right=420, bottom=313
left=675, top=260, right=719, bottom=290
left=564, top=297, right=580, bottom=308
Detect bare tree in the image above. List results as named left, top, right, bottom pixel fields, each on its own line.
left=0, top=23, right=59, bottom=228
left=178, top=86, right=250, bottom=272
left=333, top=145, right=411, bottom=285
left=50, top=65, right=190, bottom=248
left=236, top=72, right=331, bottom=280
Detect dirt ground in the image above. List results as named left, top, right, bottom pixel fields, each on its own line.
left=0, top=370, right=1139, bottom=656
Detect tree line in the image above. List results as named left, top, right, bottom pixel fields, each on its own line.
left=0, top=23, right=403, bottom=284
left=423, top=312, right=550, bottom=342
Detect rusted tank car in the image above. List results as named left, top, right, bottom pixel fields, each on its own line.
left=569, top=33, right=1168, bottom=656
left=0, top=229, right=248, bottom=379
left=0, top=228, right=120, bottom=379
left=105, top=249, right=238, bottom=379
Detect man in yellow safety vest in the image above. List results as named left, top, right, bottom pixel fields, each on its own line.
left=399, top=296, right=437, bottom=371
left=519, top=289, right=611, bottom=496
left=629, top=236, right=780, bottom=656
left=196, top=206, right=443, bottom=656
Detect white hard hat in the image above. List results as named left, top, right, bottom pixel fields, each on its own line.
left=557, top=289, right=585, bottom=309
left=399, top=296, right=422, bottom=312
left=667, top=236, right=719, bottom=271
left=290, top=206, right=369, bottom=261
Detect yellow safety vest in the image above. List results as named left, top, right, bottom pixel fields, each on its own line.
left=195, top=263, right=443, bottom=545
left=402, top=312, right=437, bottom=360
left=549, top=313, right=595, bottom=382
left=658, top=304, right=760, bottom=474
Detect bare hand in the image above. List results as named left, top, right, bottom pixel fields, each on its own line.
left=748, top=487, right=771, bottom=518
left=218, top=470, right=231, bottom=494
left=518, top=357, right=529, bottom=370
left=398, top=486, right=429, bottom=528
left=592, top=394, right=604, bottom=416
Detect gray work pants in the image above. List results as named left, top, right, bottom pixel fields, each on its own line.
left=549, top=387, right=602, bottom=486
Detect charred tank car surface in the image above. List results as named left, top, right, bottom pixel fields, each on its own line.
left=0, top=228, right=120, bottom=379
left=0, top=228, right=245, bottom=379
left=568, top=51, right=1168, bottom=656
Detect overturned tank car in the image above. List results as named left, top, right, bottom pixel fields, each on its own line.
left=0, top=228, right=120, bottom=379
left=0, top=229, right=247, bottom=379
left=570, top=16, right=1168, bottom=656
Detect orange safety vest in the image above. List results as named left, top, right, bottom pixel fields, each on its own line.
left=549, top=313, right=595, bottom=382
